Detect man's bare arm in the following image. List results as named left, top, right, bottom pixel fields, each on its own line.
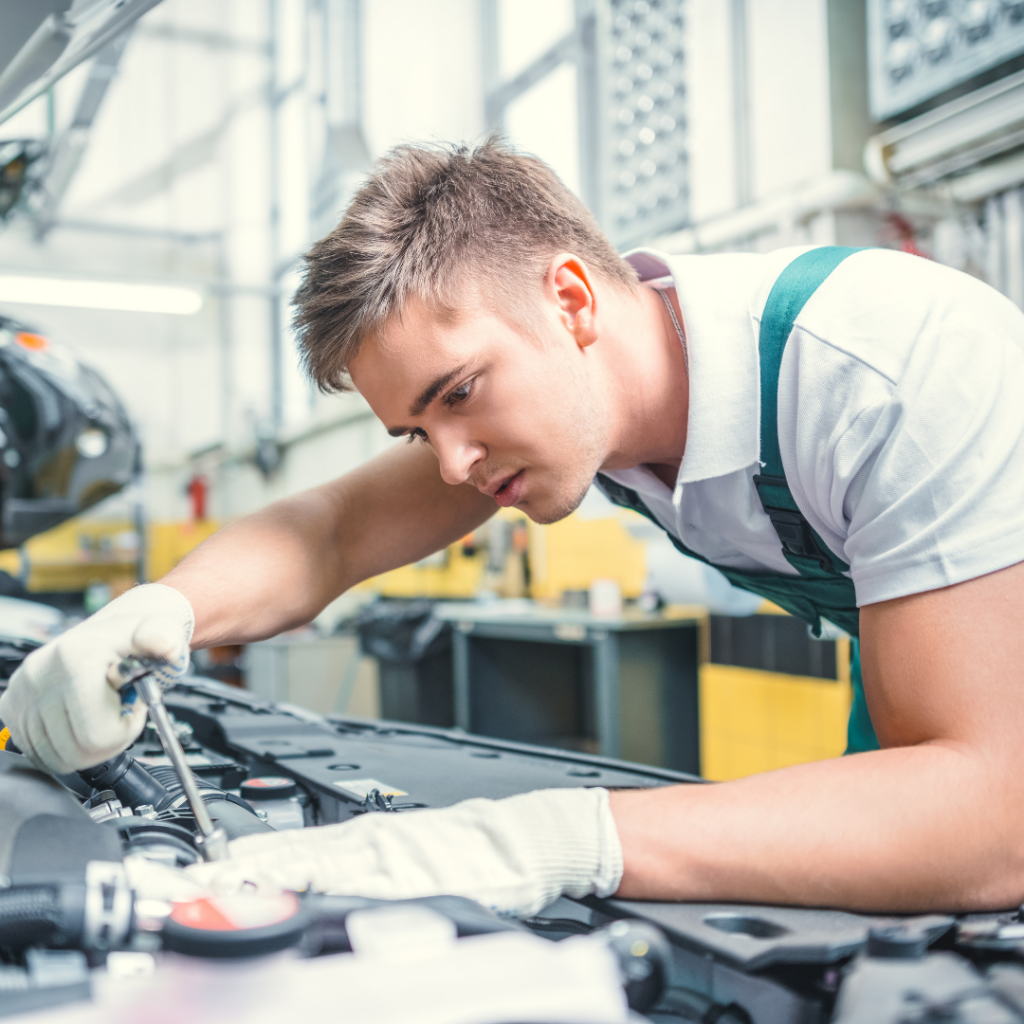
left=609, top=560, right=1024, bottom=912
left=162, top=443, right=496, bottom=648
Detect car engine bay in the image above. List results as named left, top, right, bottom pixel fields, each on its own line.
left=3, top=665, right=1024, bottom=1023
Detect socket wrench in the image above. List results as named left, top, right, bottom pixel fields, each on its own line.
left=115, top=655, right=229, bottom=861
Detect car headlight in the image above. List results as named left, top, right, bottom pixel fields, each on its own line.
left=75, top=427, right=109, bottom=458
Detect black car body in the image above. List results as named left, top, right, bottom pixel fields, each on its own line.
left=0, top=314, right=138, bottom=548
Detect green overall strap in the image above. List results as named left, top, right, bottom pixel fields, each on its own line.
left=597, top=246, right=880, bottom=753
left=753, top=246, right=879, bottom=753
left=753, top=247, right=858, bottom=584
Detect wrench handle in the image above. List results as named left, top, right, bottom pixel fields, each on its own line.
left=132, top=674, right=230, bottom=862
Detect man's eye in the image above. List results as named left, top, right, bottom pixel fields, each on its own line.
left=406, top=428, right=429, bottom=445
left=445, top=379, right=474, bottom=405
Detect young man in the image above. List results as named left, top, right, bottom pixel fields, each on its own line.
left=4, top=139, right=1024, bottom=916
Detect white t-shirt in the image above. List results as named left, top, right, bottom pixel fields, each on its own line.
left=599, top=247, right=1024, bottom=607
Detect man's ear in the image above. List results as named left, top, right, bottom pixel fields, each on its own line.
left=547, top=254, right=599, bottom=349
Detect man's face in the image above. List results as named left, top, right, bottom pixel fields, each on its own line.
left=348, top=286, right=610, bottom=524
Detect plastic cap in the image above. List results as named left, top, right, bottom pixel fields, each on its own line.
left=240, top=776, right=298, bottom=801
left=866, top=926, right=928, bottom=959
left=161, top=893, right=309, bottom=959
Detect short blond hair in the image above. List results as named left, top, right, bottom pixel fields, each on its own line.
left=292, top=136, right=638, bottom=393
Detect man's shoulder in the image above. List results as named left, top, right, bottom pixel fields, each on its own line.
left=663, top=247, right=802, bottom=296
left=659, top=248, right=808, bottom=351
left=793, top=249, right=1023, bottom=380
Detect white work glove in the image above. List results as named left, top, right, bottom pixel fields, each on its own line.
left=188, top=787, right=624, bottom=919
left=0, top=583, right=194, bottom=774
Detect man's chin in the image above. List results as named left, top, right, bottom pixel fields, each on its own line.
left=520, top=480, right=591, bottom=526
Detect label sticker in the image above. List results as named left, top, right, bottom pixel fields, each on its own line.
left=136, top=754, right=212, bottom=768
left=332, top=778, right=408, bottom=799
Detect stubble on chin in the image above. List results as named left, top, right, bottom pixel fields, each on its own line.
left=522, top=367, right=610, bottom=525
left=525, top=468, right=599, bottom=525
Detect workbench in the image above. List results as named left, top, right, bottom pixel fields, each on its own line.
left=433, top=601, right=705, bottom=774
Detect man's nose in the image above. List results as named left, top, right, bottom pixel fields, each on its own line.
left=434, top=431, right=485, bottom=486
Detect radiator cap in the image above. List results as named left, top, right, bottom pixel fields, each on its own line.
left=162, top=893, right=308, bottom=958
left=240, top=776, right=298, bottom=801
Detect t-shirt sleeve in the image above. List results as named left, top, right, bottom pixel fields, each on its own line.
left=780, top=249, right=1024, bottom=607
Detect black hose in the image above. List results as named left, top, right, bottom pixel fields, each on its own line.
left=0, top=885, right=84, bottom=951
left=141, top=765, right=273, bottom=839
left=78, top=755, right=272, bottom=840
left=78, top=752, right=170, bottom=810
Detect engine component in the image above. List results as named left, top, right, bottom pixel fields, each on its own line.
left=833, top=945, right=1020, bottom=1023
left=75, top=750, right=272, bottom=865
left=0, top=637, right=39, bottom=682
left=8, top=673, right=1024, bottom=1023
left=0, top=750, right=122, bottom=885
left=84, top=791, right=134, bottom=824
left=0, top=861, right=132, bottom=956
left=597, top=919, right=672, bottom=1013
left=0, top=949, right=90, bottom=1020
left=0, top=885, right=87, bottom=951
left=303, top=893, right=527, bottom=957
left=141, top=765, right=272, bottom=842
left=161, top=892, right=311, bottom=960
left=113, top=817, right=200, bottom=869
left=78, top=752, right=170, bottom=813
left=76, top=748, right=265, bottom=836
left=240, top=776, right=297, bottom=801
left=239, top=776, right=305, bottom=830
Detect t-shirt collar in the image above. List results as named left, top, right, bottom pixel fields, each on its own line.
left=623, top=248, right=760, bottom=486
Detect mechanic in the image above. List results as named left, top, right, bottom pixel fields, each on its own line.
left=4, top=138, right=1024, bottom=917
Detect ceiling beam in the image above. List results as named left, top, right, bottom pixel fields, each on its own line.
left=32, top=32, right=131, bottom=238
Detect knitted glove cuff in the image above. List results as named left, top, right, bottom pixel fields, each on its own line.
left=95, top=583, right=195, bottom=647
left=481, top=787, right=624, bottom=911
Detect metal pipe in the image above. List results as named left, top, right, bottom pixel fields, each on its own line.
left=986, top=194, right=1005, bottom=296
left=730, top=0, right=752, bottom=208
left=1004, top=188, right=1024, bottom=311
left=654, top=170, right=879, bottom=253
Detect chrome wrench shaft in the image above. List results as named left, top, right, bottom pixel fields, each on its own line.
left=117, top=658, right=229, bottom=861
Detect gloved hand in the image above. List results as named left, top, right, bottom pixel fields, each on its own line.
left=187, top=787, right=623, bottom=918
left=0, top=583, right=194, bottom=774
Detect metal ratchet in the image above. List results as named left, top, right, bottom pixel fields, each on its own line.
left=116, top=654, right=230, bottom=862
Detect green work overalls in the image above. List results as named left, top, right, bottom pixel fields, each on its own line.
left=596, top=246, right=879, bottom=755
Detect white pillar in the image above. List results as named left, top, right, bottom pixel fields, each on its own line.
left=1003, top=188, right=1024, bottom=310
left=986, top=194, right=1004, bottom=296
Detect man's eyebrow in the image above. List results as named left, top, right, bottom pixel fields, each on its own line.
left=409, top=364, right=468, bottom=417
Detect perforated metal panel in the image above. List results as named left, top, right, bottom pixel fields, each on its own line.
left=588, top=0, right=689, bottom=248
left=868, top=0, right=1024, bottom=120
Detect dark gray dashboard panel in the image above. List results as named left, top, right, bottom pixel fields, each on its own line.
left=597, top=899, right=954, bottom=971
left=165, top=677, right=696, bottom=822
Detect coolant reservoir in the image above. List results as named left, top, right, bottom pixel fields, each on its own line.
left=239, top=777, right=305, bottom=830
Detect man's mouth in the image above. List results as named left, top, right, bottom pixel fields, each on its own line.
left=488, top=470, right=525, bottom=507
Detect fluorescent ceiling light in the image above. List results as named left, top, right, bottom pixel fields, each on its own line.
left=0, top=274, right=203, bottom=315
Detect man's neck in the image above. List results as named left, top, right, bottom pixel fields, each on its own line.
left=646, top=460, right=682, bottom=489
left=597, top=282, right=689, bottom=476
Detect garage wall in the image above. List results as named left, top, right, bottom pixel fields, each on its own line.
left=0, top=0, right=856, bottom=532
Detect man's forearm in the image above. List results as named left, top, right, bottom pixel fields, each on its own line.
left=609, top=742, right=1024, bottom=912
left=163, top=484, right=350, bottom=648
left=161, top=444, right=497, bottom=649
